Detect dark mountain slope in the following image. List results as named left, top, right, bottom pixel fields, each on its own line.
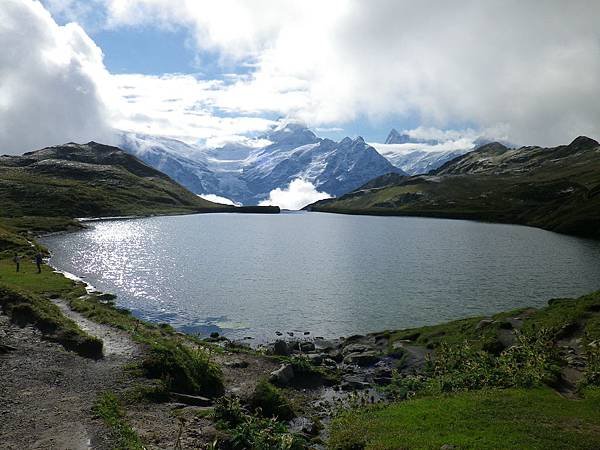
left=0, top=142, right=277, bottom=218
left=307, top=136, right=600, bottom=239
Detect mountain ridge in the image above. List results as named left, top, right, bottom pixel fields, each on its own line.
left=0, top=141, right=279, bottom=218
left=306, top=136, right=600, bottom=238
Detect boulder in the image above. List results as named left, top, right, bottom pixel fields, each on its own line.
left=307, top=354, right=323, bottom=365
left=300, top=341, right=316, bottom=352
left=342, top=343, right=370, bottom=356
left=341, top=376, right=370, bottom=390
left=273, top=339, right=291, bottom=356
left=269, top=364, right=295, bottom=386
left=343, top=351, right=380, bottom=367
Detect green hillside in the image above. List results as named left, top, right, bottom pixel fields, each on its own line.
left=308, top=136, right=600, bottom=238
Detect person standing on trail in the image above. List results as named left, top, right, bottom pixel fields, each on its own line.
left=13, top=254, right=20, bottom=272
left=35, top=252, right=43, bottom=274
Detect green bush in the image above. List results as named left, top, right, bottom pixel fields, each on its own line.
left=141, top=339, right=223, bottom=397
left=249, top=379, right=295, bottom=420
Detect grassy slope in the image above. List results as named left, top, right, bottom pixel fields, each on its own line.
left=330, top=291, right=600, bottom=449
left=310, top=139, right=600, bottom=238
left=329, top=387, right=600, bottom=450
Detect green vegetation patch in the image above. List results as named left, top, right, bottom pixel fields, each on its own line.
left=329, top=387, right=600, bottom=450
left=249, top=379, right=295, bottom=420
left=94, top=392, right=145, bottom=450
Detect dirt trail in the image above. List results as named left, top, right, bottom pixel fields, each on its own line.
left=0, top=302, right=142, bottom=450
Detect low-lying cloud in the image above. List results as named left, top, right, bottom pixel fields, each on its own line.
left=199, top=194, right=241, bottom=206
left=258, top=179, right=332, bottom=210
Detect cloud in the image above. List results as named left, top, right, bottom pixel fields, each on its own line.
left=95, top=0, right=600, bottom=146
left=198, top=194, right=241, bottom=206
left=0, top=0, right=114, bottom=154
left=8, top=0, right=600, bottom=151
left=258, top=179, right=332, bottom=210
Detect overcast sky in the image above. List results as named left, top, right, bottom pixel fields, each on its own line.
left=1, top=0, right=599, bottom=154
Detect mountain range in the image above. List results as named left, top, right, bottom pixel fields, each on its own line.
left=307, top=136, right=600, bottom=238
left=119, top=123, right=406, bottom=206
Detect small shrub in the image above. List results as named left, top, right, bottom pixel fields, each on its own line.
left=141, top=340, right=224, bottom=397
left=213, top=395, right=246, bottom=427
left=249, top=379, right=295, bottom=420
left=230, top=415, right=305, bottom=450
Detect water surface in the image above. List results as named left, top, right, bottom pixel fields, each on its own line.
left=41, top=212, right=600, bottom=341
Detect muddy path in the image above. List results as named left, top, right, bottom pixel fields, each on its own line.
left=0, top=302, right=142, bottom=450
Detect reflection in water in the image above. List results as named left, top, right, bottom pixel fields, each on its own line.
left=41, top=213, right=600, bottom=342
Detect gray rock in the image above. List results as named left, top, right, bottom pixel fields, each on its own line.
left=273, top=339, right=291, bottom=356
left=307, top=354, right=323, bottom=365
left=223, top=360, right=249, bottom=369
left=300, top=341, right=316, bottom=352
left=269, top=364, right=295, bottom=385
left=341, top=376, right=370, bottom=390
left=343, top=351, right=380, bottom=367
left=342, top=343, right=371, bottom=356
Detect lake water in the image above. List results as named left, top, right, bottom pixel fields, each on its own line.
left=40, top=212, right=600, bottom=342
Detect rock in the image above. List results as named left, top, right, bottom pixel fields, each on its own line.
left=341, top=376, right=370, bottom=390
left=223, top=360, right=249, bottom=369
left=307, top=354, right=323, bottom=365
left=275, top=331, right=283, bottom=336
left=373, top=376, right=393, bottom=385
left=96, top=293, right=117, bottom=302
left=476, top=319, right=494, bottom=330
left=322, top=358, right=338, bottom=368
left=287, top=332, right=294, bottom=337
left=303, top=331, right=310, bottom=335
left=342, top=343, right=370, bottom=356
left=273, top=339, right=291, bottom=356
left=169, top=393, right=212, bottom=407
left=269, top=364, right=295, bottom=386
left=343, top=351, right=380, bottom=367
left=300, top=341, right=316, bottom=352
left=210, top=332, right=220, bottom=339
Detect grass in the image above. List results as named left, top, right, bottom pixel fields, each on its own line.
left=329, top=387, right=600, bottom=450
left=94, top=392, right=145, bottom=450
left=249, top=379, right=295, bottom=420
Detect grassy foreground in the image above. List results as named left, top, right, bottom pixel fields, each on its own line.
left=329, top=387, right=600, bottom=450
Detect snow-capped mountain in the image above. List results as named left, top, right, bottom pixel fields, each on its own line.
left=374, top=129, right=515, bottom=175
left=371, top=129, right=476, bottom=175
left=118, top=123, right=405, bottom=206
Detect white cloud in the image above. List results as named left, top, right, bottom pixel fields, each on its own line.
left=198, top=194, right=241, bottom=206
left=0, top=0, right=115, bottom=154
left=258, top=179, right=332, bottom=210
left=7, top=0, right=600, bottom=152
left=96, top=0, right=600, bottom=146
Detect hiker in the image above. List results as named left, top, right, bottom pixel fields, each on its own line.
left=13, top=254, right=20, bottom=272
left=35, top=252, right=43, bottom=274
